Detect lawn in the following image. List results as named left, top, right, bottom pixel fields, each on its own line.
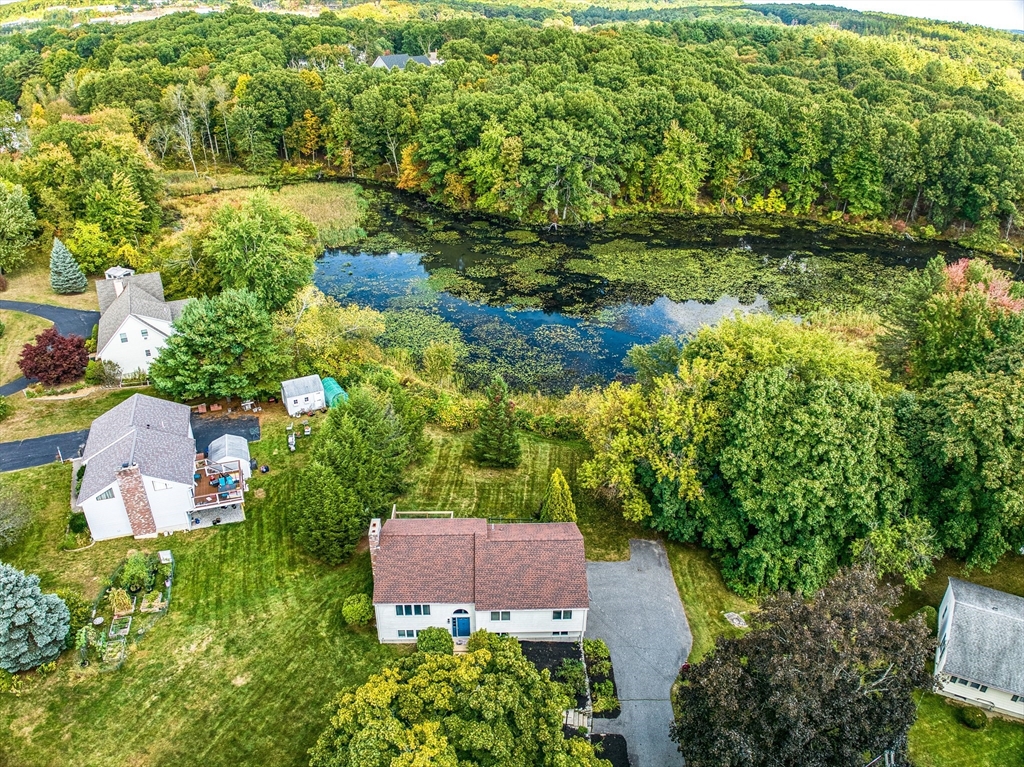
left=910, top=692, right=1024, bottom=767
left=1, top=263, right=100, bottom=311
left=0, top=309, right=52, bottom=385
left=0, top=387, right=152, bottom=442
left=0, top=426, right=404, bottom=767
left=896, top=552, right=1024, bottom=618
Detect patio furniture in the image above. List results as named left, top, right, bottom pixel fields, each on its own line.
left=197, top=404, right=207, bottom=414
left=210, top=404, right=222, bottom=412
left=242, top=400, right=255, bottom=411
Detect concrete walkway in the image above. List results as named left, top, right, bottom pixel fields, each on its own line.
left=0, top=300, right=100, bottom=395
left=587, top=540, right=691, bottom=767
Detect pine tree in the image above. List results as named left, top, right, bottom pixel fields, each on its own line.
left=540, top=468, right=577, bottom=522
left=0, top=562, right=70, bottom=672
left=473, top=374, right=521, bottom=468
left=290, top=462, right=366, bottom=564
left=49, top=237, right=87, bottom=294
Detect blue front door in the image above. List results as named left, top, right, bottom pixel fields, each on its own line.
left=453, top=617, right=470, bottom=637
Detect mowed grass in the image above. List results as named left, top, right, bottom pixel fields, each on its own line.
left=0, top=429, right=404, bottom=767
left=909, top=692, right=1024, bottom=767
left=1, top=263, right=100, bottom=311
left=896, top=552, right=1024, bottom=618
left=0, top=387, right=153, bottom=442
left=0, top=309, right=52, bottom=385
left=400, top=427, right=651, bottom=561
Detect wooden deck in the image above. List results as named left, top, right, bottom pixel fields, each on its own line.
left=193, top=456, right=244, bottom=510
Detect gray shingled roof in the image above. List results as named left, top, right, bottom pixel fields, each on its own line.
left=79, top=394, right=196, bottom=501
left=943, top=578, right=1024, bottom=696
left=96, top=272, right=164, bottom=313
left=97, top=282, right=193, bottom=352
left=281, top=375, right=324, bottom=399
left=374, top=53, right=433, bottom=70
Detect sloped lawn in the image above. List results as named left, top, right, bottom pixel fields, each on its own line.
left=910, top=692, right=1024, bottom=767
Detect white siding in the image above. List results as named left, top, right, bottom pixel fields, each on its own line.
left=80, top=482, right=133, bottom=540
left=937, top=677, right=1024, bottom=720
left=477, top=607, right=588, bottom=641
left=98, top=314, right=174, bottom=375
left=375, top=603, right=475, bottom=643
left=284, top=389, right=326, bottom=417
left=935, top=587, right=954, bottom=672
left=146, top=479, right=193, bottom=533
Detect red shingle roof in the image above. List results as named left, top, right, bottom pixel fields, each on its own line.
left=372, top=518, right=588, bottom=610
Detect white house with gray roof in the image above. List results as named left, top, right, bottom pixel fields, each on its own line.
left=77, top=394, right=246, bottom=540
left=95, top=272, right=191, bottom=377
left=934, top=578, right=1024, bottom=720
left=281, top=375, right=326, bottom=417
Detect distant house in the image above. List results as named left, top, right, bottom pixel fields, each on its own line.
left=371, top=52, right=440, bottom=71
left=77, top=394, right=246, bottom=540
left=281, top=375, right=325, bottom=416
left=95, top=271, right=191, bottom=377
left=934, top=578, right=1024, bottom=720
left=370, top=516, right=589, bottom=644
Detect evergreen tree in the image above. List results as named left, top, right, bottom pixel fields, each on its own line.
left=0, top=562, right=70, bottom=673
left=49, top=238, right=87, bottom=294
left=290, top=462, right=365, bottom=564
left=472, top=374, right=521, bottom=468
left=0, top=180, right=36, bottom=274
left=540, top=468, right=577, bottom=522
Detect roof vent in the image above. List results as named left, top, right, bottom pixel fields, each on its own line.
left=121, top=462, right=129, bottom=468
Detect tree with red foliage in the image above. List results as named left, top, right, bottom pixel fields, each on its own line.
left=18, top=327, right=88, bottom=386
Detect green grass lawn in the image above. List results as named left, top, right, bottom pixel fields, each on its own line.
left=0, top=387, right=155, bottom=442
left=0, top=427, right=403, bottom=767
left=0, top=309, right=52, bottom=386
left=896, top=552, right=1024, bottom=618
left=910, top=692, right=1024, bottom=767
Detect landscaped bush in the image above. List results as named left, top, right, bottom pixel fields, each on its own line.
left=341, top=594, right=373, bottom=626
left=17, top=327, right=88, bottom=386
left=68, top=512, right=88, bottom=534
left=0, top=395, right=10, bottom=424
left=556, top=657, right=587, bottom=697
left=54, top=588, right=91, bottom=640
left=467, top=628, right=493, bottom=652
left=958, top=706, right=988, bottom=730
left=119, top=553, right=152, bottom=593
left=914, top=605, right=938, bottom=634
left=591, top=679, right=619, bottom=714
left=583, top=638, right=610, bottom=663
left=589, top=659, right=612, bottom=678
left=416, top=626, right=454, bottom=655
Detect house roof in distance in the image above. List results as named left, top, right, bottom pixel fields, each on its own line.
left=281, top=374, right=324, bottom=399
left=372, top=517, right=589, bottom=611
left=80, top=394, right=195, bottom=500
left=96, top=272, right=165, bottom=313
left=944, top=578, right=1024, bottom=696
left=373, top=53, right=433, bottom=70
left=96, top=272, right=192, bottom=351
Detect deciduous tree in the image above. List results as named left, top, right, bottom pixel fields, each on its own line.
left=18, top=327, right=87, bottom=385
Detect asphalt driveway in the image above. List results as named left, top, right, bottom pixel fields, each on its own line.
left=192, top=413, right=261, bottom=454
left=0, top=430, right=88, bottom=473
left=587, top=539, right=691, bottom=767
left=0, top=300, right=101, bottom=395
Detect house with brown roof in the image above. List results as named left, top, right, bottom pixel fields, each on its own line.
left=369, top=516, right=589, bottom=644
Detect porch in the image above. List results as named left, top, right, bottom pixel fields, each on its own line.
left=189, top=504, right=246, bottom=530
left=193, top=455, right=245, bottom=510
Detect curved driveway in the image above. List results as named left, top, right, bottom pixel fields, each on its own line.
left=587, top=539, right=690, bottom=767
left=0, top=300, right=100, bottom=395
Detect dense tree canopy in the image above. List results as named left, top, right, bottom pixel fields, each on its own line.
left=671, top=567, right=932, bottom=767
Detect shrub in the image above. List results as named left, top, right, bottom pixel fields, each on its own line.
left=107, top=587, right=132, bottom=615
left=119, top=553, right=151, bottom=592
left=341, top=594, right=374, bottom=626
left=590, top=659, right=612, bottom=678
left=17, top=327, right=88, bottom=386
left=54, top=588, right=91, bottom=640
left=84, top=360, right=104, bottom=385
left=583, top=638, right=610, bottom=662
left=67, top=512, right=88, bottom=535
left=466, top=628, right=493, bottom=652
left=556, top=657, right=587, bottom=697
left=0, top=396, right=8, bottom=423
left=915, top=605, right=938, bottom=634
left=416, top=626, right=454, bottom=655
left=958, top=706, right=988, bottom=730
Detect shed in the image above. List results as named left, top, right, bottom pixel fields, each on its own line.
left=281, top=375, right=326, bottom=417
left=104, top=266, right=136, bottom=280
left=207, top=434, right=252, bottom=480
left=322, top=377, right=348, bottom=407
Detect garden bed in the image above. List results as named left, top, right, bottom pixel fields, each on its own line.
left=592, top=734, right=629, bottom=767
left=108, top=616, right=132, bottom=638
left=584, top=638, right=621, bottom=719
left=521, top=641, right=588, bottom=710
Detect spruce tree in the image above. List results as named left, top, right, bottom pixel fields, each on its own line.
left=540, top=468, right=577, bottom=522
left=290, top=462, right=365, bottom=564
left=0, top=562, right=70, bottom=672
left=49, top=238, right=88, bottom=294
left=473, top=374, right=521, bottom=468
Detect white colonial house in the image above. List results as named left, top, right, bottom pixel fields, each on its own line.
left=934, top=578, right=1024, bottom=720
left=76, top=394, right=246, bottom=540
left=95, top=271, right=191, bottom=376
left=370, top=515, right=589, bottom=644
left=281, top=375, right=326, bottom=417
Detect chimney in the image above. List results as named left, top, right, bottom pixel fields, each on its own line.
left=427, top=50, right=439, bottom=65
left=116, top=464, right=157, bottom=537
left=113, top=279, right=124, bottom=297
left=368, top=518, right=381, bottom=567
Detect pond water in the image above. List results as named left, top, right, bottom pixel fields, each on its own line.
left=315, top=189, right=986, bottom=392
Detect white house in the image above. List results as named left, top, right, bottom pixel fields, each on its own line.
left=95, top=272, right=191, bottom=376
left=934, top=578, right=1024, bottom=720
left=77, top=394, right=246, bottom=540
left=281, top=375, right=326, bottom=417
left=370, top=516, right=589, bottom=644
left=371, top=52, right=440, bottom=71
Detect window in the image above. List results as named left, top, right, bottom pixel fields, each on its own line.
left=95, top=488, right=115, bottom=501
left=304, top=396, right=309, bottom=402
left=957, top=678, right=968, bottom=686
left=141, top=329, right=149, bottom=339
left=553, top=610, right=572, bottom=620
left=396, top=605, right=429, bottom=616
left=119, top=333, right=128, bottom=343
left=980, top=686, right=988, bottom=693
left=144, top=349, right=152, bottom=357
left=490, top=611, right=510, bottom=621
left=152, top=481, right=171, bottom=491
left=970, top=682, right=981, bottom=689
left=552, top=631, right=568, bottom=636
left=398, top=630, right=418, bottom=639
left=1013, top=695, right=1022, bottom=703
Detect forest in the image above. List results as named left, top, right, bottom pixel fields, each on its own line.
left=0, top=3, right=1021, bottom=242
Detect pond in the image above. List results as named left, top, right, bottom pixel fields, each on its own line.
left=315, top=188, right=986, bottom=392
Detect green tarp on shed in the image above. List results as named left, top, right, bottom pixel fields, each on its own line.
left=322, top=377, right=348, bottom=407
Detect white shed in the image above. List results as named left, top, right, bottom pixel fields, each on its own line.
left=281, top=375, right=326, bottom=417
left=104, top=266, right=136, bottom=280
left=207, top=434, right=252, bottom=480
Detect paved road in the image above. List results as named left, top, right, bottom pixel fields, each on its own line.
left=587, top=540, right=691, bottom=767
left=0, top=300, right=101, bottom=395
left=0, top=430, right=89, bottom=473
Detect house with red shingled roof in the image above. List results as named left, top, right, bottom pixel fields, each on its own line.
left=369, top=515, right=589, bottom=644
